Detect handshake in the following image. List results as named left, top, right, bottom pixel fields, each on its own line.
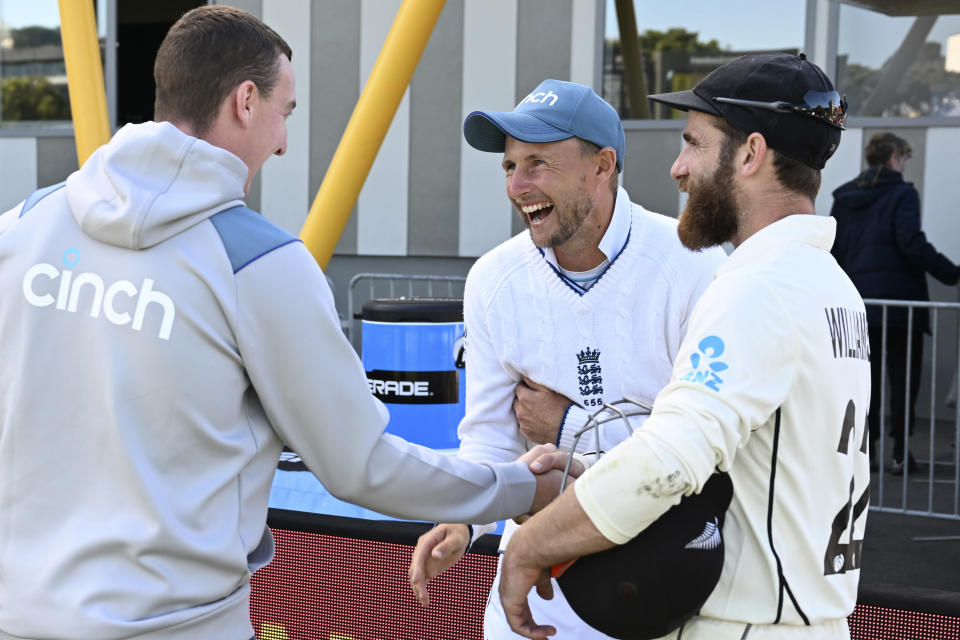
left=520, top=443, right=586, bottom=521
left=408, top=443, right=584, bottom=607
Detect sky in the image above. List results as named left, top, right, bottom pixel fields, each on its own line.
left=0, top=0, right=106, bottom=35
left=604, top=0, right=960, bottom=70
left=2, top=0, right=959, bottom=72
left=604, top=0, right=806, bottom=53
left=836, top=3, right=960, bottom=68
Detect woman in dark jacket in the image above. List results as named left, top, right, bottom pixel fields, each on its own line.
left=830, top=132, right=960, bottom=474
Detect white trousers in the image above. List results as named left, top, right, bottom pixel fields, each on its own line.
left=662, top=616, right=850, bottom=640
left=482, top=566, right=618, bottom=640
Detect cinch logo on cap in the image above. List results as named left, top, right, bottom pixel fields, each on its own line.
left=519, top=90, right=559, bottom=107
left=21, top=248, right=177, bottom=341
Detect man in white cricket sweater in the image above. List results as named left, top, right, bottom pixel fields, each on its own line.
left=498, top=55, right=870, bottom=640
left=407, top=79, right=727, bottom=638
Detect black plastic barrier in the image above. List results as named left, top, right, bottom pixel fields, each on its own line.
left=250, top=510, right=960, bottom=640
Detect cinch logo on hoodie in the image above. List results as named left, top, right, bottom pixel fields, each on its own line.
left=21, top=248, right=176, bottom=341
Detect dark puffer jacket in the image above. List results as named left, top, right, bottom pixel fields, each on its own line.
left=830, top=165, right=959, bottom=331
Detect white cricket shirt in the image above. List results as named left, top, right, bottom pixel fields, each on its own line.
left=577, top=214, right=871, bottom=626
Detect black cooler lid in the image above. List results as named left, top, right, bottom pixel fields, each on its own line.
left=360, top=298, right=463, bottom=323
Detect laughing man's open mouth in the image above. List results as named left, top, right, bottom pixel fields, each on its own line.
left=521, top=200, right=554, bottom=224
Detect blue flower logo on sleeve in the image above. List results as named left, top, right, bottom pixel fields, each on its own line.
left=680, top=335, right=728, bottom=391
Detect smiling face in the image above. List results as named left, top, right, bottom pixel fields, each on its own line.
left=240, top=54, right=296, bottom=194
left=671, top=111, right=742, bottom=251
left=501, top=136, right=597, bottom=250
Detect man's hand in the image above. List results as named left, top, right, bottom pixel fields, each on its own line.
left=519, top=447, right=585, bottom=525
left=517, top=442, right=558, bottom=466
left=408, top=523, right=470, bottom=606
left=515, top=443, right=570, bottom=520
left=499, top=489, right=615, bottom=638
left=407, top=445, right=573, bottom=604
left=499, top=540, right=557, bottom=638
left=514, top=377, right=572, bottom=445
left=529, top=450, right=585, bottom=479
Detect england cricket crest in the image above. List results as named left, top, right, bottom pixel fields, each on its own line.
left=577, top=347, right=603, bottom=404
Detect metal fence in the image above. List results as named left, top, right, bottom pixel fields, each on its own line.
left=339, top=279, right=960, bottom=523
left=345, top=272, right=467, bottom=351
left=865, top=299, right=960, bottom=524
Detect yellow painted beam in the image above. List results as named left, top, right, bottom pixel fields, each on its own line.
left=58, top=0, right=110, bottom=166
left=299, top=0, right=447, bottom=269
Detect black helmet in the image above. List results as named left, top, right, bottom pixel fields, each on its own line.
left=553, top=399, right=734, bottom=639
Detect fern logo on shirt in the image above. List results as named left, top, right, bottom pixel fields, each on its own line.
left=21, top=248, right=176, bottom=341
left=577, top=347, right=604, bottom=406
left=680, top=335, right=728, bottom=391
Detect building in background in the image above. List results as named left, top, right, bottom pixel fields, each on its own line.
left=1, top=1, right=959, bottom=407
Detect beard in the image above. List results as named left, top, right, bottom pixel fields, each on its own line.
left=523, top=176, right=595, bottom=249
left=677, top=149, right=740, bottom=252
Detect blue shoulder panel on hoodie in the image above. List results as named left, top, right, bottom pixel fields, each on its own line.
left=19, top=182, right=66, bottom=218
left=210, top=205, right=301, bottom=274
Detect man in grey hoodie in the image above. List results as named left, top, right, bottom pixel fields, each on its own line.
left=0, top=6, right=564, bottom=640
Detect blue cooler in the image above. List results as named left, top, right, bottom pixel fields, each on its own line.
left=361, top=298, right=465, bottom=451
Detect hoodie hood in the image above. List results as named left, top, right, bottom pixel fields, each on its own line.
left=831, top=165, right=905, bottom=211
left=65, top=121, right=247, bottom=249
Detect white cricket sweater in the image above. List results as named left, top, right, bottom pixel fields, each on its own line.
left=458, top=195, right=725, bottom=465
left=457, top=190, right=725, bottom=638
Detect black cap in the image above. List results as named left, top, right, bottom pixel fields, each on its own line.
left=556, top=472, right=733, bottom=639
left=648, top=52, right=843, bottom=169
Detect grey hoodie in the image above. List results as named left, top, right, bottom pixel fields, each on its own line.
left=0, top=122, right=534, bottom=640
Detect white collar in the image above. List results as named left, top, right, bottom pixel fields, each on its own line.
left=717, top=214, right=836, bottom=277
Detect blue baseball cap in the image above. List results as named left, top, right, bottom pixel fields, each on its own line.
left=464, top=79, right=626, bottom=172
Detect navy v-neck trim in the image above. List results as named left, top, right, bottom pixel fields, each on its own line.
left=537, top=223, right=634, bottom=298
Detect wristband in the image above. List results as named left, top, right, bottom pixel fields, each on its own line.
left=555, top=402, right=575, bottom=448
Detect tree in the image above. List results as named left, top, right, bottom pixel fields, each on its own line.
left=605, top=27, right=726, bottom=118
left=2, top=76, right=71, bottom=121
left=11, top=26, right=61, bottom=48
left=606, top=27, right=724, bottom=62
left=839, top=41, right=960, bottom=117
left=636, top=27, right=723, bottom=54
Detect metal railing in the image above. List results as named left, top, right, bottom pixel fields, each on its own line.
left=345, top=272, right=466, bottom=351
left=865, top=298, right=960, bottom=524
left=338, top=283, right=960, bottom=522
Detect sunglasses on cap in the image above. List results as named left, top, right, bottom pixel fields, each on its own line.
left=713, top=90, right=847, bottom=130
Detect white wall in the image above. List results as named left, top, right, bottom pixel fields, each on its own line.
left=921, top=128, right=960, bottom=263
left=260, top=0, right=312, bottom=235
left=0, top=139, right=37, bottom=213
left=356, top=0, right=410, bottom=256
left=817, top=127, right=863, bottom=216
left=458, top=0, right=517, bottom=257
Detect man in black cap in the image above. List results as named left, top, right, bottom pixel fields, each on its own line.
left=498, top=53, right=870, bottom=640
